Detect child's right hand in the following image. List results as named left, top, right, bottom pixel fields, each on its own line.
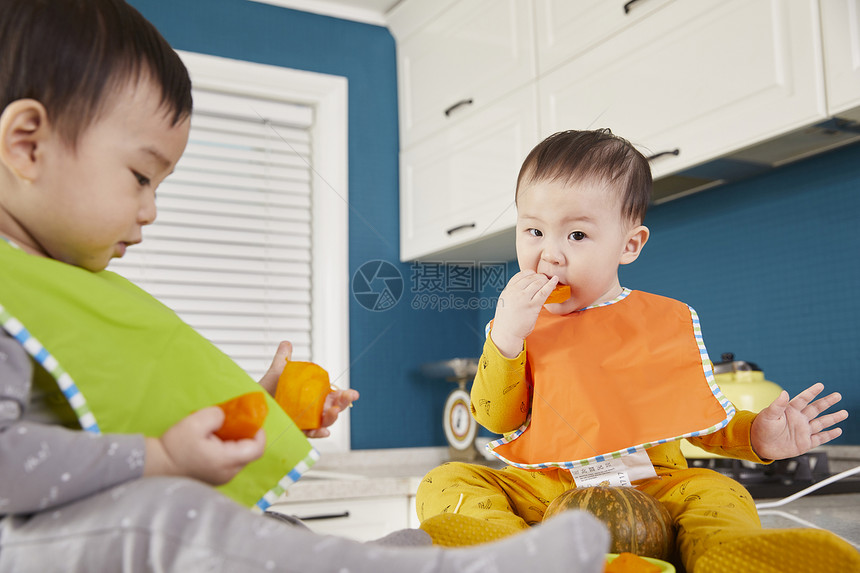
left=144, top=407, right=266, bottom=485
left=491, top=270, right=558, bottom=358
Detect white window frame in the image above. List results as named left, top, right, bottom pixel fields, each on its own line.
left=178, top=51, right=351, bottom=452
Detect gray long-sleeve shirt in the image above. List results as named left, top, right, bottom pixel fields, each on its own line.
left=0, top=330, right=145, bottom=515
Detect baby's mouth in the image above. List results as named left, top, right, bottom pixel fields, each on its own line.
left=544, top=274, right=567, bottom=286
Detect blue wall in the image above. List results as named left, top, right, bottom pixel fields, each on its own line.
left=131, top=0, right=858, bottom=447
left=620, top=143, right=860, bottom=445
left=129, top=0, right=476, bottom=449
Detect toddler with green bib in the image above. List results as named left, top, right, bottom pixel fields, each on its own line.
left=0, top=1, right=612, bottom=571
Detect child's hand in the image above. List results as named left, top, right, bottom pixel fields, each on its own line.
left=258, top=340, right=360, bottom=438
left=145, top=407, right=266, bottom=485
left=303, top=387, right=360, bottom=439
left=750, top=382, right=848, bottom=460
left=258, top=340, right=294, bottom=396
left=491, top=270, right=559, bottom=358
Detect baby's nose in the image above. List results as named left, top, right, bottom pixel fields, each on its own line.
left=540, top=247, right=564, bottom=265
left=139, top=195, right=157, bottom=226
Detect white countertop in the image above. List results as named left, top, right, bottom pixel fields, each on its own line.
left=274, top=446, right=456, bottom=503
left=273, top=444, right=860, bottom=507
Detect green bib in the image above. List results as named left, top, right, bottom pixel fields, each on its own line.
left=0, top=240, right=315, bottom=510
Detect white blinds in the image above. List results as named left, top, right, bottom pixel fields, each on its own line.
left=110, top=88, right=316, bottom=381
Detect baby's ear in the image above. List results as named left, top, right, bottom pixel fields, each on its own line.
left=619, top=225, right=650, bottom=265
left=0, top=99, right=51, bottom=182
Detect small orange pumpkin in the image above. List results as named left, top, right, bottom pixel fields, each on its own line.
left=275, top=360, right=332, bottom=430
left=213, top=391, right=268, bottom=440
left=543, top=486, right=674, bottom=560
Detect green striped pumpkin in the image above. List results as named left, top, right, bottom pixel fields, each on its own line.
left=543, top=486, right=675, bottom=560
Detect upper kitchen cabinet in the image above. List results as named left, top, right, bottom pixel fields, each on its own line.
left=399, top=85, right=538, bottom=262
left=539, top=0, right=827, bottom=182
left=534, top=0, right=674, bottom=76
left=390, top=0, right=859, bottom=261
left=821, top=0, right=860, bottom=120
left=390, top=0, right=537, bottom=148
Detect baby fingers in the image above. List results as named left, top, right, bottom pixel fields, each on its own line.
left=810, top=408, right=849, bottom=433
left=801, top=389, right=843, bottom=419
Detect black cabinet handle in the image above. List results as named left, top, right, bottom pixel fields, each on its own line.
left=446, top=223, right=476, bottom=235
left=646, top=148, right=680, bottom=162
left=444, top=98, right=474, bottom=117
left=623, top=0, right=643, bottom=14
left=297, top=511, right=350, bottom=521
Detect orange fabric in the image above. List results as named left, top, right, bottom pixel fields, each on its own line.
left=492, top=291, right=731, bottom=466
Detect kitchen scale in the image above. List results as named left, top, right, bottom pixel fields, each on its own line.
left=421, top=358, right=481, bottom=461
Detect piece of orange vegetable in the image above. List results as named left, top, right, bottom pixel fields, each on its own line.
left=545, top=284, right=571, bottom=304
left=604, top=553, right=662, bottom=573
left=214, top=391, right=268, bottom=440
left=275, top=360, right=333, bottom=430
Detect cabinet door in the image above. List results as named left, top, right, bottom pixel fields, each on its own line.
left=400, top=86, right=539, bottom=262
left=534, top=0, right=674, bottom=75
left=397, top=0, right=535, bottom=147
left=821, top=0, right=860, bottom=119
left=539, top=0, right=826, bottom=180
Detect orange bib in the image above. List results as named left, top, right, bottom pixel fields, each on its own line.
left=488, top=290, right=734, bottom=470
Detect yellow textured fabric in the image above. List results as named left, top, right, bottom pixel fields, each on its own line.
left=695, top=528, right=860, bottom=573
left=419, top=513, right=524, bottom=547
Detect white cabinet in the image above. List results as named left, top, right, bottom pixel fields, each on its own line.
left=393, top=0, right=536, bottom=148
left=268, top=496, right=411, bottom=542
left=821, top=0, right=860, bottom=120
left=534, top=0, right=674, bottom=75
left=400, top=85, right=538, bottom=262
left=392, top=0, right=855, bottom=262
left=539, top=0, right=826, bottom=181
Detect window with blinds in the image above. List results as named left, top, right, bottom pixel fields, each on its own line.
left=110, top=89, right=316, bottom=381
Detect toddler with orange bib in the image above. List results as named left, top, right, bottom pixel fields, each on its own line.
left=415, top=129, right=858, bottom=573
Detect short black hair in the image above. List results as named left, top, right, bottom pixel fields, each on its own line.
left=516, top=129, right=652, bottom=224
left=0, top=0, right=192, bottom=144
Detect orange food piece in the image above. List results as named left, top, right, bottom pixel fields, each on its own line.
left=605, top=553, right=662, bottom=573
left=275, top=360, right=333, bottom=430
left=545, top=284, right=571, bottom=304
left=214, top=391, right=268, bottom=440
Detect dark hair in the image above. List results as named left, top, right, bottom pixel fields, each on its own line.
left=0, top=0, right=192, bottom=145
left=516, top=129, right=652, bottom=224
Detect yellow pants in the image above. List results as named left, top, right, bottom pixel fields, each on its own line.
left=416, top=462, right=760, bottom=572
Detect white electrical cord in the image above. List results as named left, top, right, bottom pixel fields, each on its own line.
left=755, top=464, right=860, bottom=510
left=754, top=464, right=860, bottom=550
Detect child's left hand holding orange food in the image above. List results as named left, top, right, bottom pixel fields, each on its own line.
left=145, top=405, right=266, bottom=486
left=257, top=340, right=359, bottom=438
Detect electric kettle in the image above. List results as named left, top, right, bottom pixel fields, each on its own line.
left=681, top=353, right=784, bottom=459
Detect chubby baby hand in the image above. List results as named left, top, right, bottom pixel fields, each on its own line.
left=491, top=270, right=558, bottom=358
left=146, top=406, right=266, bottom=485
left=751, top=382, right=848, bottom=460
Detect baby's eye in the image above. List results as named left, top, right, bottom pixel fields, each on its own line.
left=133, top=171, right=151, bottom=186
left=569, top=231, right=586, bottom=241
left=527, top=228, right=543, bottom=237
